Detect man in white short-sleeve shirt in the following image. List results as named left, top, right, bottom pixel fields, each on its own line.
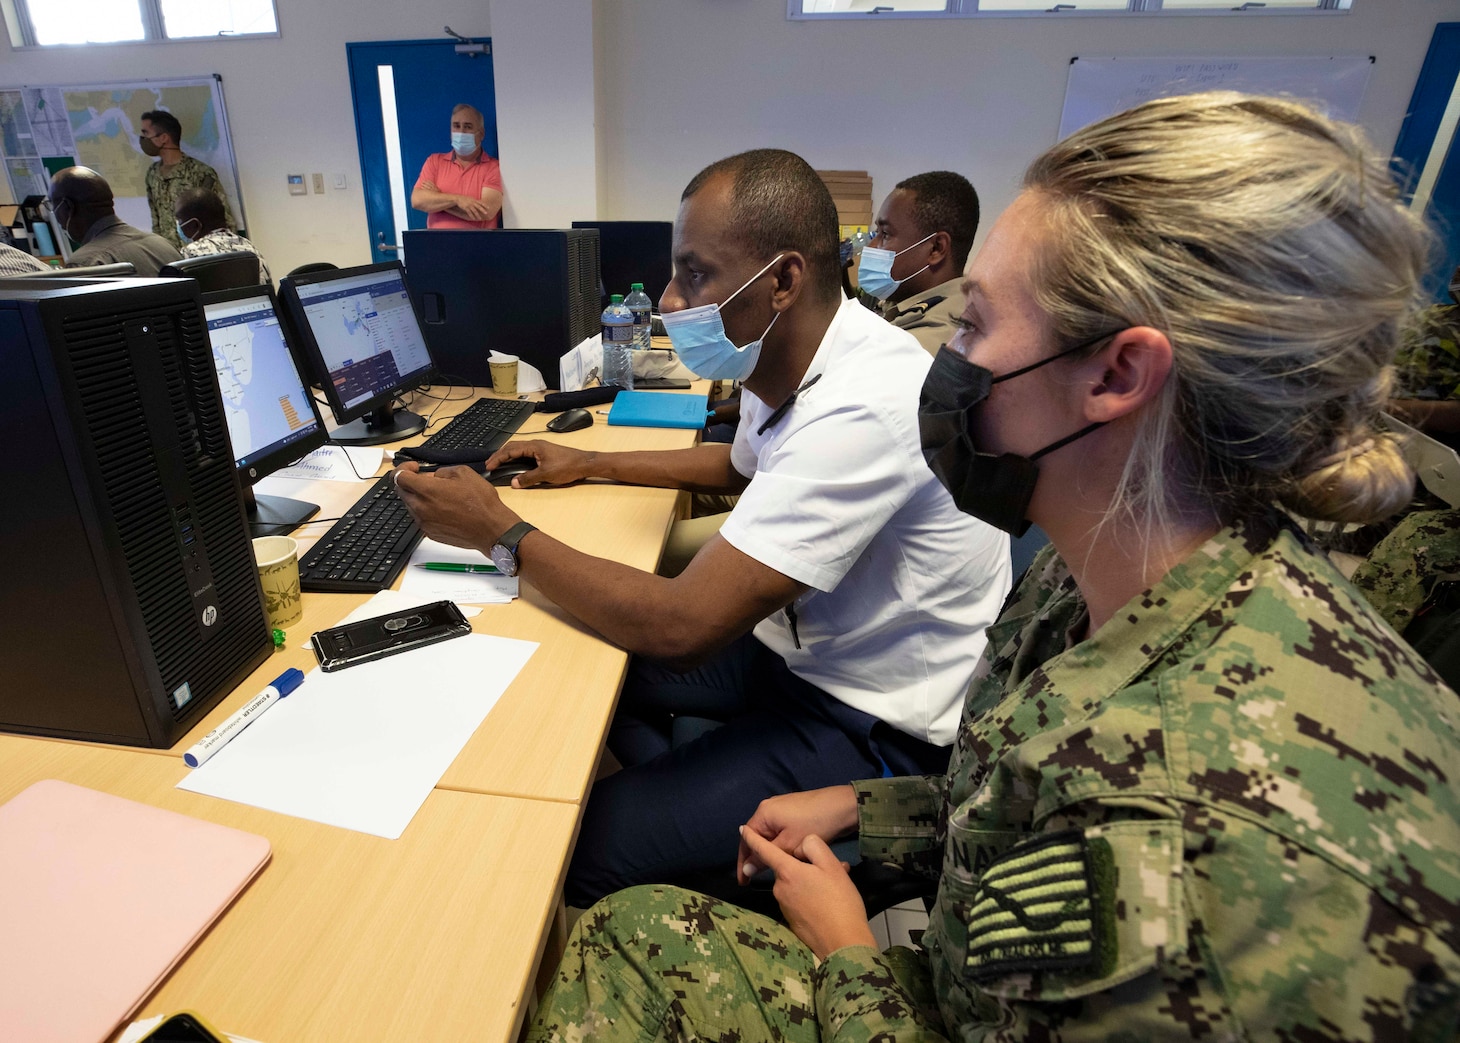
left=395, top=149, right=1009, bottom=909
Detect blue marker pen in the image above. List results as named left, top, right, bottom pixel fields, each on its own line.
left=183, top=668, right=305, bottom=768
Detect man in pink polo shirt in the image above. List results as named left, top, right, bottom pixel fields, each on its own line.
left=411, top=103, right=503, bottom=229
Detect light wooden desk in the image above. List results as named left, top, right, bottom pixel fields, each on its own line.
left=102, top=384, right=705, bottom=804
left=0, top=734, right=578, bottom=1043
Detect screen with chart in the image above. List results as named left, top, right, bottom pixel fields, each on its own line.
left=290, top=268, right=435, bottom=411
left=203, top=291, right=323, bottom=470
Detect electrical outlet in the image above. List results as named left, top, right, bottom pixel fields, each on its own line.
left=333, top=173, right=347, bottom=190
left=311, top=173, right=325, bottom=194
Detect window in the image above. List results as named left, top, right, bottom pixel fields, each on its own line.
left=788, top=0, right=1350, bottom=17
left=6, top=0, right=278, bottom=46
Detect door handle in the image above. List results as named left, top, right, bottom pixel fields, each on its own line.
left=377, top=231, right=400, bottom=252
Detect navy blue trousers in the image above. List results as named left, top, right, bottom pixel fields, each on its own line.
left=564, top=634, right=950, bottom=908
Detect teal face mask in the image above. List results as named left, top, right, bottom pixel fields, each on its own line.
left=661, top=254, right=784, bottom=381
left=856, top=231, right=936, bottom=301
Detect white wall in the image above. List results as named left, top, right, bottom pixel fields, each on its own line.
left=593, top=0, right=1460, bottom=251
left=489, top=0, right=597, bottom=228
left=0, top=0, right=493, bottom=277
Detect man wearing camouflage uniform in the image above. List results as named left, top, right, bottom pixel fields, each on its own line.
left=141, top=109, right=235, bottom=250
left=528, top=509, right=1460, bottom=1041
left=853, top=172, right=980, bottom=356
left=1391, top=266, right=1460, bottom=445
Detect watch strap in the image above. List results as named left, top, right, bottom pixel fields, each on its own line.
left=497, top=521, right=538, bottom=557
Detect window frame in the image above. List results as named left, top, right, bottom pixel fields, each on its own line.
left=788, top=0, right=1350, bottom=20
left=3, top=0, right=281, bottom=49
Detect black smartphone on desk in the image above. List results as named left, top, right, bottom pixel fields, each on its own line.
left=311, top=600, right=471, bottom=672
left=137, top=1012, right=228, bottom=1042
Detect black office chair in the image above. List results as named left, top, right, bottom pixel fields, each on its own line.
left=159, top=251, right=262, bottom=292
left=20, top=262, right=136, bottom=278
left=285, top=261, right=338, bottom=279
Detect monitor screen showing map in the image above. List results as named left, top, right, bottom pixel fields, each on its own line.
left=203, top=288, right=326, bottom=471
left=285, top=264, right=435, bottom=416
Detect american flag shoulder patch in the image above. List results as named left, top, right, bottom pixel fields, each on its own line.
left=964, top=828, right=1115, bottom=983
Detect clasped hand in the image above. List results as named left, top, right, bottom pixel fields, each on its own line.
left=736, top=786, right=876, bottom=960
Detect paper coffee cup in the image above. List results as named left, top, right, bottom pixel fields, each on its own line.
left=490, top=358, right=519, bottom=396
left=252, top=535, right=302, bottom=629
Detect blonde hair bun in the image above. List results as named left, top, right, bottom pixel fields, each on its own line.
left=1282, top=432, right=1415, bottom=524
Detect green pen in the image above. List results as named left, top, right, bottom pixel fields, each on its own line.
left=415, top=562, right=501, bottom=574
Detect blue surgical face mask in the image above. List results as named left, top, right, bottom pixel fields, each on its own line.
left=662, top=254, right=785, bottom=381
left=175, top=218, right=199, bottom=244
left=451, top=132, right=477, bottom=157
left=857, top=231, right=936, bottom=301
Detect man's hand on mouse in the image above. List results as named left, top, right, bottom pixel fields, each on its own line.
left=393, top=461, right=524, bottom=550
left=483, top=441, right=594, bottom=488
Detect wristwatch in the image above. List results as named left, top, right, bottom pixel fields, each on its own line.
left=489, top=521, right=538, bottom=577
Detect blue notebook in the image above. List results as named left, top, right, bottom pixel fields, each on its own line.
left=606, top=390, right=710, bottom=429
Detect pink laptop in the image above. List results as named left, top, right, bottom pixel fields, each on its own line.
left=0, top=779, right=271, bottom=1043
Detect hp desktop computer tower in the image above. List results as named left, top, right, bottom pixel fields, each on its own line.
left=0, top=277, right=273, bottom=747
left=571, top=220, right=673, bottom=307
left=402, top=228, right=601, bottom=389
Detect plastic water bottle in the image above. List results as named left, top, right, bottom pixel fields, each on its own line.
left=601, top=294, right=635, bottom=389
left=625, top=282, right=653, bottom=350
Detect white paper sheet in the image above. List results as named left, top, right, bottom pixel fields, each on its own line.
left=560, top=333, right=604, bottom=392
left=177, top=633, right=537, bottom=839
left=271, top=444, right=385, bottom=482
left=399, top=537, right=519, bottom=604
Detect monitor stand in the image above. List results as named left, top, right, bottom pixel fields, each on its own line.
left=244, top=488, right=320, bottom=537
left=330, top=403, right=427, bottom=447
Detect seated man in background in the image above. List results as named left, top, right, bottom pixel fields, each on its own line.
left=853, top=170, right=980, bottom=355
left=175, top=188, right=272, bottom=285
left=396, top=148, right=1010, bottom=909
left=49, top=166, right=180, bottom=276
left=0, top=241, right=52, bottom=276
left=410, top=103, right=503, bottom=229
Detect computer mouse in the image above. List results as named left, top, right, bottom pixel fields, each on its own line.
left=485, top=458, right=539, bottom=487
left=546, top=408, right=594, bottom=434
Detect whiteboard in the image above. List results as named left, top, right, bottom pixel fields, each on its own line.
left=1059, top=55, right=1374, bottom=140
left=0, top=75, right=246, bottom=237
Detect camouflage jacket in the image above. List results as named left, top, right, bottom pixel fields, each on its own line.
left=827, top=511, right=1460, bottom=1040
left=146, top=155, right=235, bottom=248
left=1395, top=304, right=1460, bottom=401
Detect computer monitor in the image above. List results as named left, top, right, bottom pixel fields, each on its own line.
left=401, top=228, right=601, bottom=389
left=572, top=220, right=673, bottom=308
left=278, top=261, right=436, bottom=445
left=201, top=285, right=330, bottom=535
left=162, top=251, right=262, bottom=292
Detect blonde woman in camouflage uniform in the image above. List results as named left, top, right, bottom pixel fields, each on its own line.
left=527, top=93, right=1460, bottom=1041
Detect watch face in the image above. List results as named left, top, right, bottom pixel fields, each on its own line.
left=489, top=543, right=517, bottom=576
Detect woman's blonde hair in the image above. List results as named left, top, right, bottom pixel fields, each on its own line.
left=1023, top=91, right=1431, bottom=531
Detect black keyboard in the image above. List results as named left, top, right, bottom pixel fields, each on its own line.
left=298, top=474, right=423, bottom=593
left=420, top=396, right=537, bottom=454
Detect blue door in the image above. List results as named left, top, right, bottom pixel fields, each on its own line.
left=1395, top=23, right=1460, bottom=301
left=347, top=38, right=498, bottom=265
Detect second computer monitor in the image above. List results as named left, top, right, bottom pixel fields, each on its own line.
left=572, top=220, right=673, bottom=308
left=278, top=261, right=437, bottom=445
left=201, top=285, right=329, bottom=535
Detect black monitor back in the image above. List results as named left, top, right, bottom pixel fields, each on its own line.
left=402, top=228, right=601, bottom=389
left=0, top=277, right=273, bottom=747
left=160, top=251, right=262, bottom=292
left=572, top=220, right=672, bottom=307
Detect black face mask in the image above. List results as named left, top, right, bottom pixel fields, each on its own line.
left=918, top=333, right=1116, bottom=536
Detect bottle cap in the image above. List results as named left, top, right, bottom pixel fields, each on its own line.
left=610, top=294, right=623, bottom=303
left=631, top=282, right=643, bottom=291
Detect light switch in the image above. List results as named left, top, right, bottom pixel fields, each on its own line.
left=311, top=173, right=325, bottom=194
left=333, top=173, right=347, bottom=190
left=287, top=174, right=307, bottom=196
